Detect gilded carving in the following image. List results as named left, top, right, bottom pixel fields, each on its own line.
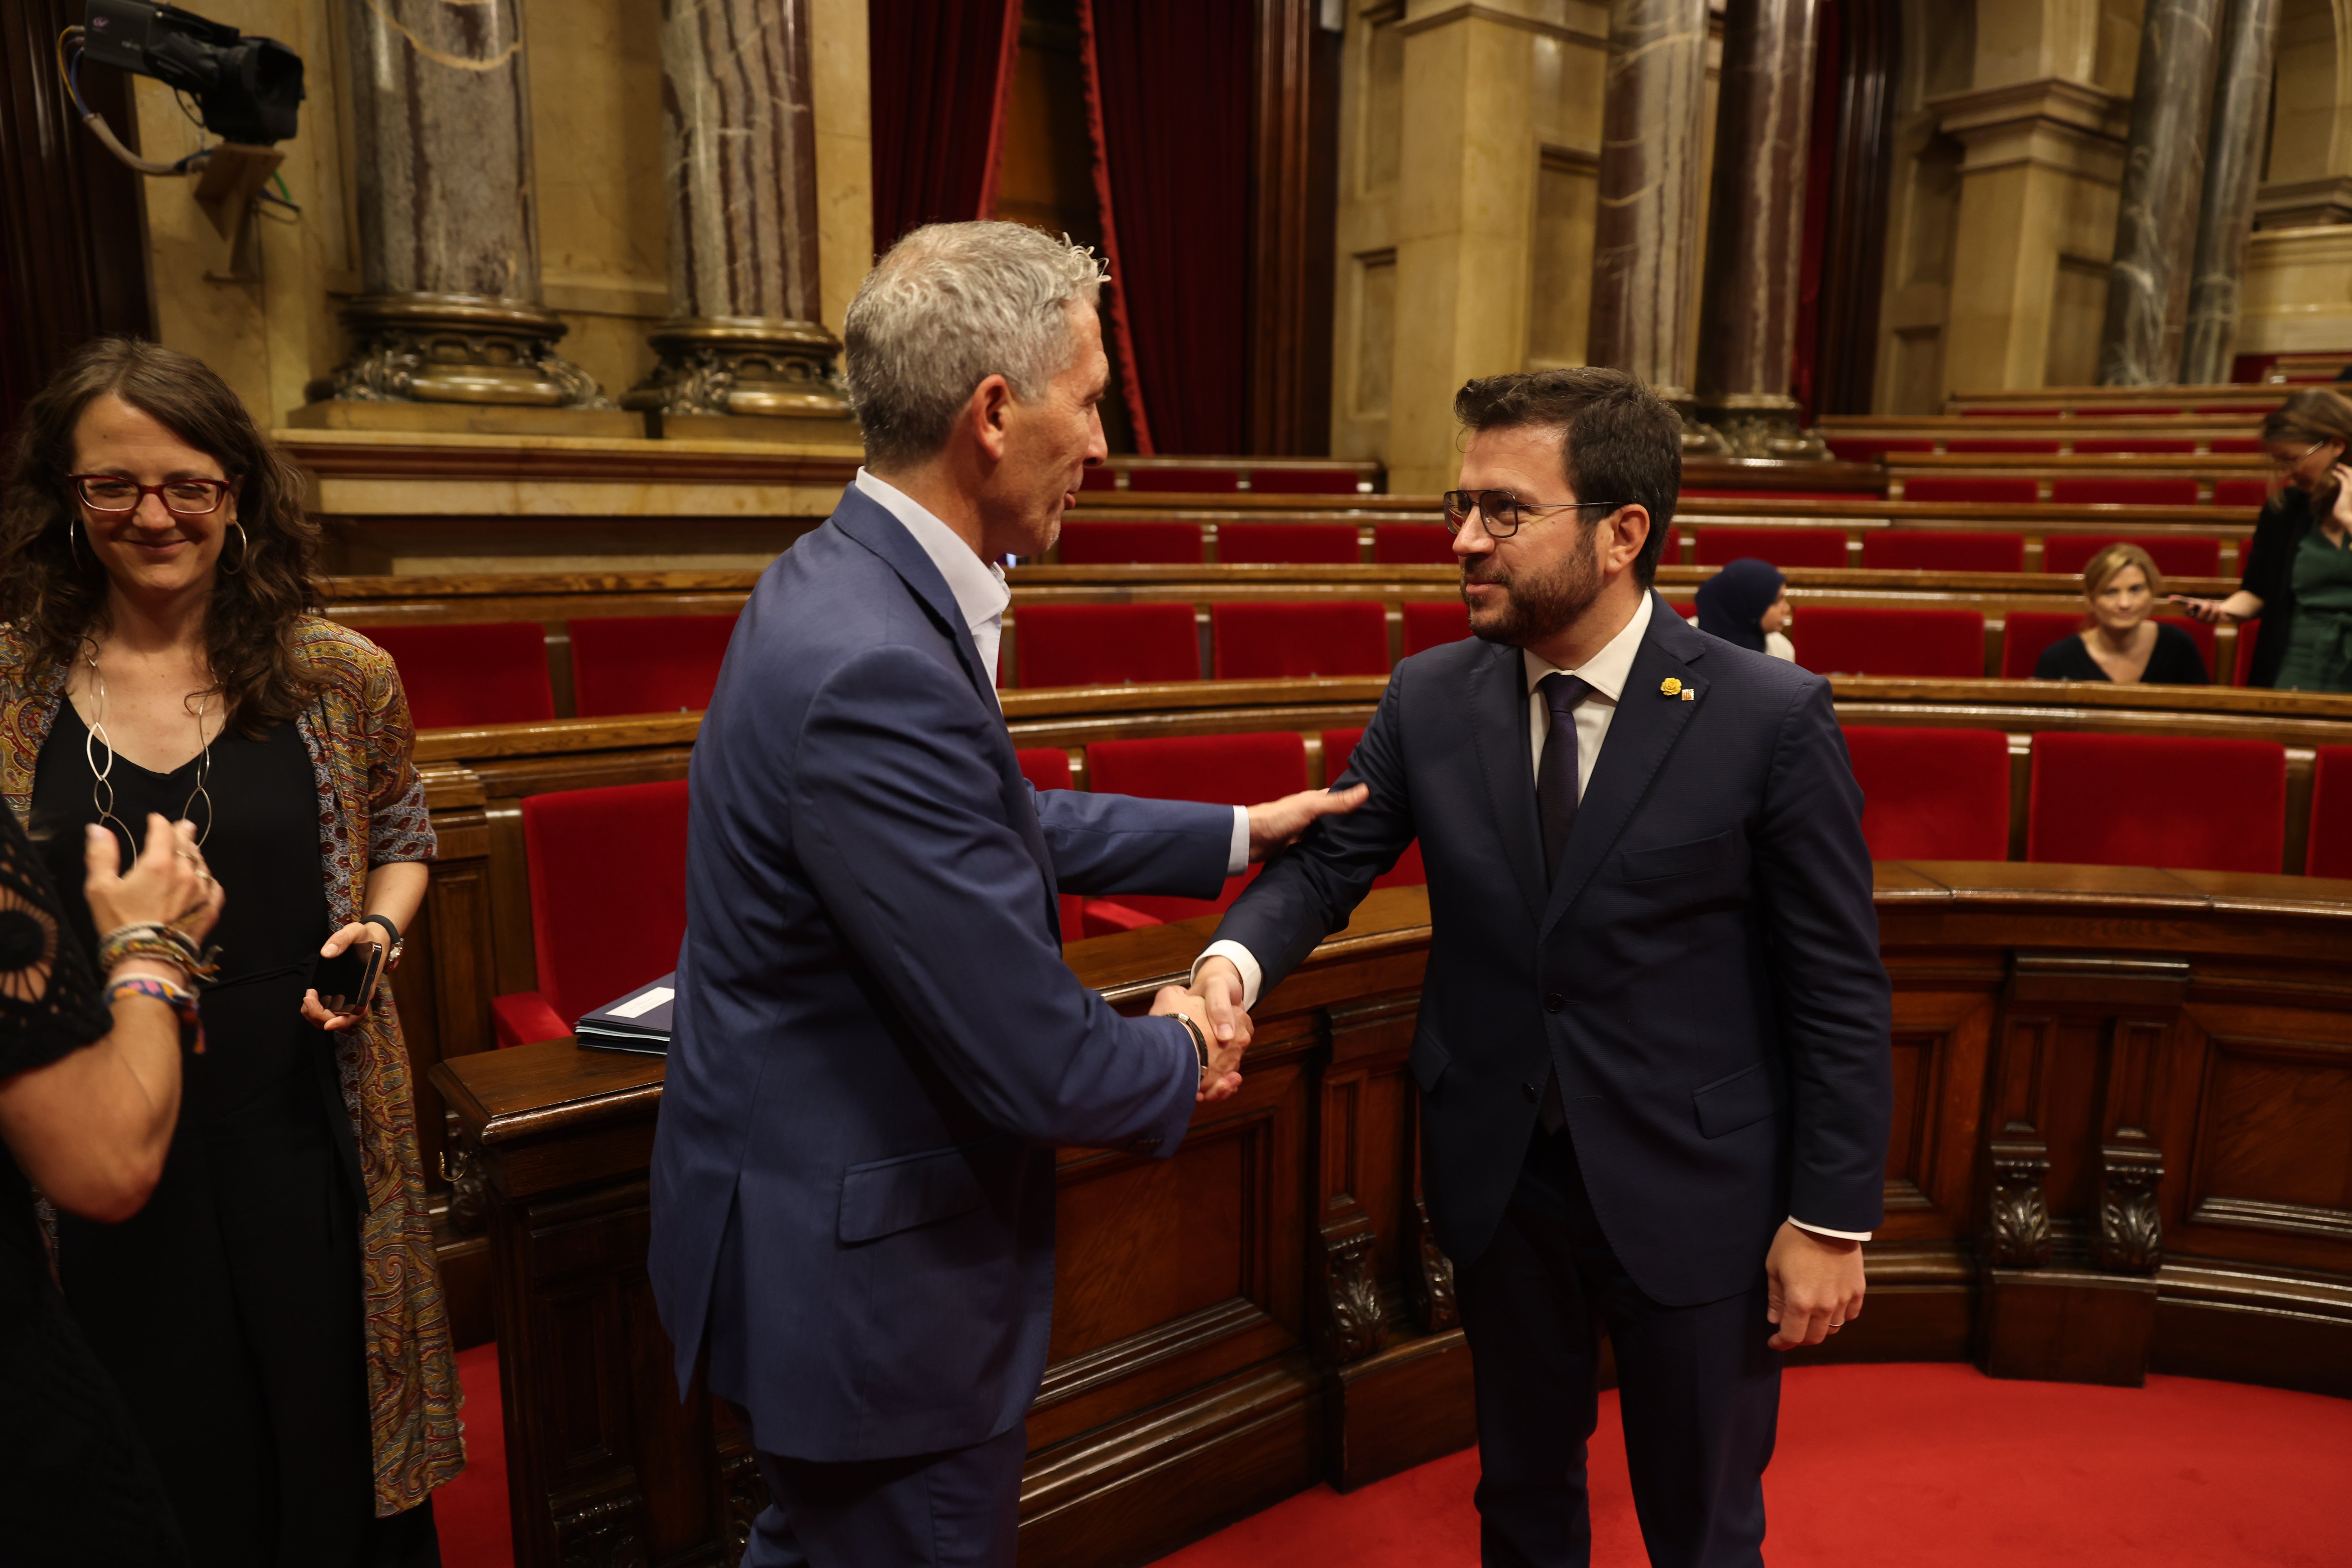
left=317, top=293, right=612, bottom=409
left=624, top=317, right=852, bottom=422
left=555, top=1490, right=648, bottom=1568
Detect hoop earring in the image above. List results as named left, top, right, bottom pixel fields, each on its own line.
left=68, top=517, right=87, bottom=571
left=221, top=522, right=249, bottom=577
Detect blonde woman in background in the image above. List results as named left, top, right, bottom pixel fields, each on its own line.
left=2035, top=542, right=2210, bottom=685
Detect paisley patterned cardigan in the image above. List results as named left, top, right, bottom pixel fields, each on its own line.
left=0, top=616, right=462, bottom=1516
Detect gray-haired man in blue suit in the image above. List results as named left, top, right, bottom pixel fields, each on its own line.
left=646, top=222, right=1363, bottom=1568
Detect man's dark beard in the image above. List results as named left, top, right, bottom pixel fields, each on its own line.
left=1461, top=520, right=1604, bottom=646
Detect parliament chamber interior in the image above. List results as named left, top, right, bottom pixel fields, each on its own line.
left=4, top=0, right=2352, bottom=1565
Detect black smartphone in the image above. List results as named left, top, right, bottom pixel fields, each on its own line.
left=311, top=939, right=386, bottom=1018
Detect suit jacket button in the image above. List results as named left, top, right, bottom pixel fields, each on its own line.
left=1522, top=1082, right=1540, bottom=1101
left=1544, top=993, right=1564, bottom=1013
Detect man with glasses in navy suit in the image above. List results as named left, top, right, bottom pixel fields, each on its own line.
left=1190, top=369, right=1892, bottom=1568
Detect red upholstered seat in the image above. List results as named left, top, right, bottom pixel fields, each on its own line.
left=1840, top=726, right=2011, bottom=861
left=2073, top=438, right=2195, bottom=454
left=1694, top=527, right=1848, bottom=568
left=1401, top=601, right=1471, bottom=656
left=1322, top=728, right=1425, bottom=886
left=1373, top=524, right=1457, bottom=564
left=1825, top=437, right=1933, bottom=461
left=1016, top=603, right=1199, bottom=687
left=2002, top=610, right=2086, bottom=677
left=1080, top=467, right=1119, bottom=491
left=1903, top=476, right=2039, bottom=504
left=2049, top=477, right=2201, bottom=506
left=492, top=778, right=690, bottom=1048
left=1217, top=522, right=1361, bottom=564
left=2212, top=478, right=2269, bottom=507
left=2309, top=747, right=2352, bottom=878
left=2026, top=732, right=2286, bottom=874
left=1794, top=607, right=1986, bottom=677
left=2040, top=533, right=2224, bottom=578
left=1078, top=731, right=1310, bottom=929
left=1015, top=747, right=1087, bottom=936
left=367, top=622, right=555, bottom=730
left=1964, top=407, right=2059, bottom=417
left=2209, top=439, right=2263, bottom=455
left=1860, top=532, right=2026, bottom=573
left=570, top=614, right=738, bottom=716
left=1129, top=466, right=1239, bottom=493
left=1212, top=601, right=1389, bottom=678
left=1057, top=520, right=1204, bottom=564
left=2233, top=619, right=2261, bottom=685
left=1945, top=439, right=2062, bottom=454
left=1252, top=468, right=1366, bottom=495
left=1681, top=490, right=1869, bottom=503
left=2081, top=405, right=2178, bottom=416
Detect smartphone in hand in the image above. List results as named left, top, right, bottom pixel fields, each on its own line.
left=311, top=940, right=386, bottom=1019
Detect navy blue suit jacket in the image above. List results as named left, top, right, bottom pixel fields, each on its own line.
left=648, top=487, right=1235, bottom=1462
left=1209, top=597, right=1891, bottom=1305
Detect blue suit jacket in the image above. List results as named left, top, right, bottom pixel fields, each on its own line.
left=1209, top=597, right=1892, bottom=1305
left=648, top=487, right=1235, bottom=1461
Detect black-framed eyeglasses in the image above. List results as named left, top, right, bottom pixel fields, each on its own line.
left=69, top=474, right=235, bottom=516
left=1441, top=490, right=1624, bottom=539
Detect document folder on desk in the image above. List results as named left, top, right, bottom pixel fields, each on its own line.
left=574, top=975, right=676, bottom=1055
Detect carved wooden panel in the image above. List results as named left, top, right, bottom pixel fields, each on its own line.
left=1879, top=987, right=1994, bottom=1241
left=2167, top=1003, right=2352, bottom=1274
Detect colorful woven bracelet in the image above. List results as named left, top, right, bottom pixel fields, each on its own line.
left=96, top=921, right=220, bottom=980
left=104, top=974, right=207, bottom=1055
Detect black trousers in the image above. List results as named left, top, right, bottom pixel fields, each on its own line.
left=1453, top=1126, right=1781, bottom=1568
left=744, top=1422, right=1028, bottom=1568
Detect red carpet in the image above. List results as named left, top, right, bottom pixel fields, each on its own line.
left=432, top=1355, right=2350, bottom=1568
left=1155, top=1364, right=2352, bottom=1568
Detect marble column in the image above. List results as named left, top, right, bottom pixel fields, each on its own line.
left=2095, top=0, right=2224, bottom=387
left=317, top=0, right=606, bottom=407
left=623, top=0, right=850, bottom=423
left=1694, top=0, right=1826, bottom=458
left=1585, top=0, right=1725, bottom=452
left=2179, top=0, right=2281, bottom=385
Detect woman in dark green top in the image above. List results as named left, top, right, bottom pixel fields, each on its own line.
left=2180, top=388, right=2352, bottom=690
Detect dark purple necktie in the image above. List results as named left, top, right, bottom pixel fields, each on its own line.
left=1533, top=673, right=1587, bottom=1134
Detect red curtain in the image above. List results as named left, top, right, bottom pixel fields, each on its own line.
left=867, top=0, right=1025, bottom=251
left=1079, top=0, right=1252, bottom=455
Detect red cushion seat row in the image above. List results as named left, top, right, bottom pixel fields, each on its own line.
left=372, top=614, right=741, bottom=729
left=1058, top=520, right=1457, bottom=566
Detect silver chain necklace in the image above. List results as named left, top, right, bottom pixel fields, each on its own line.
left=81, top=640, right=214, bottom=858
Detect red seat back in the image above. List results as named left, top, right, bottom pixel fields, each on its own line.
left=1373, top=524, right=1457, bottom=565
left=1217, top=522, right=1360, bottom=565
left=368, top=622, right=555, bottom=729
left=2310, top=747, right=2352, bottom=879
left=1057, top=520, right=1204, bottom=564
left=523, top=779, right=690, bottom=1025
left=1945, top=438, right=2062, bottom=454
left=2002, top=610, right=2086, bottom=678
left=2212, top=478, right=2270, bottom=507
left=2233, top=618, right=2261, bottom=685
left=2027, top=732, right=2286, bottom=874
left=2209, top=439, right=2263, bottom=456
left=1694, top=527, right=1848, bottom=569
left=1079, top=467, right=1120, bottom=491
left=1794, top=607, right=1986, bottom=677
left=1841, top=726, right=2011, bottom=861
left=1904, top=476, right=2040, bottom=504
left=2073, top=439, right=2195, bottom=454
left=1322, top=727, right=1426, bottom=886
left=1015, top=747, right=1087, bottom=935
left=570, top=614, right=738, bottom=716
left=2156, top=614, right=2216, bottom=673
left=1401, top=601, right=1471, bottom=656
left=2041, top=534, right=2224, bottom=578
left=1212, top=602, right=1390, bottom=679
left=1084, top=732, right=1311, bottom=920
left=1129, top=466, right=1239, bottom=493
left=1860, top=532, right=2026, bottom=573
left=1826, top=437, right=1933, bottom=461
left=1252, top=468, right=1367, bottom=495
left=2048, top=477, right=2200, bottom=506
left=1016, top=603, right=1199, bottom=687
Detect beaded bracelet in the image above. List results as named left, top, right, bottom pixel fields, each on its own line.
left=96, top=920, right=221, bottom=981
left=104, top=974, right=207, bottom=1055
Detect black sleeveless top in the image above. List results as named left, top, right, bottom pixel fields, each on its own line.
left=28, top=701, right=329, bottom=1123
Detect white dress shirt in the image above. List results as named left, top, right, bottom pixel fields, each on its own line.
left=854, top=470, right=1250, bottom=875
left=1192, top=590, right=1865, bottom=1241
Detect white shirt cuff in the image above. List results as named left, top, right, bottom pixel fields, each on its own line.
left=1790, top=1217, right=1873, bottom=1242
left=1191, top=940, right=1263, bottom=1011
left=1226, top=806, right=1251, bottom=876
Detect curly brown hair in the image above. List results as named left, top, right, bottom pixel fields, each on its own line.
left=0, top=337, right=325, bottom=735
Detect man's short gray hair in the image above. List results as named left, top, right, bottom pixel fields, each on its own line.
left=844, top=222, right=1108, bottom=469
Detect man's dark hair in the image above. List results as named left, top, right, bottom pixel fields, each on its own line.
left=1453, top=368, right=1682, bottom=588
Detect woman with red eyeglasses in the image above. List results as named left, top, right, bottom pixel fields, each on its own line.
left=0, top=339, right=457, bottom=1565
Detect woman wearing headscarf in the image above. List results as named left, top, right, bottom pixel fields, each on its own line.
left=1694, top=557, right=1795, bottom=661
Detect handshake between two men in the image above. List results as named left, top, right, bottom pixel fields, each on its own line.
left=1145, top=780, right=1369, bottom=1102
